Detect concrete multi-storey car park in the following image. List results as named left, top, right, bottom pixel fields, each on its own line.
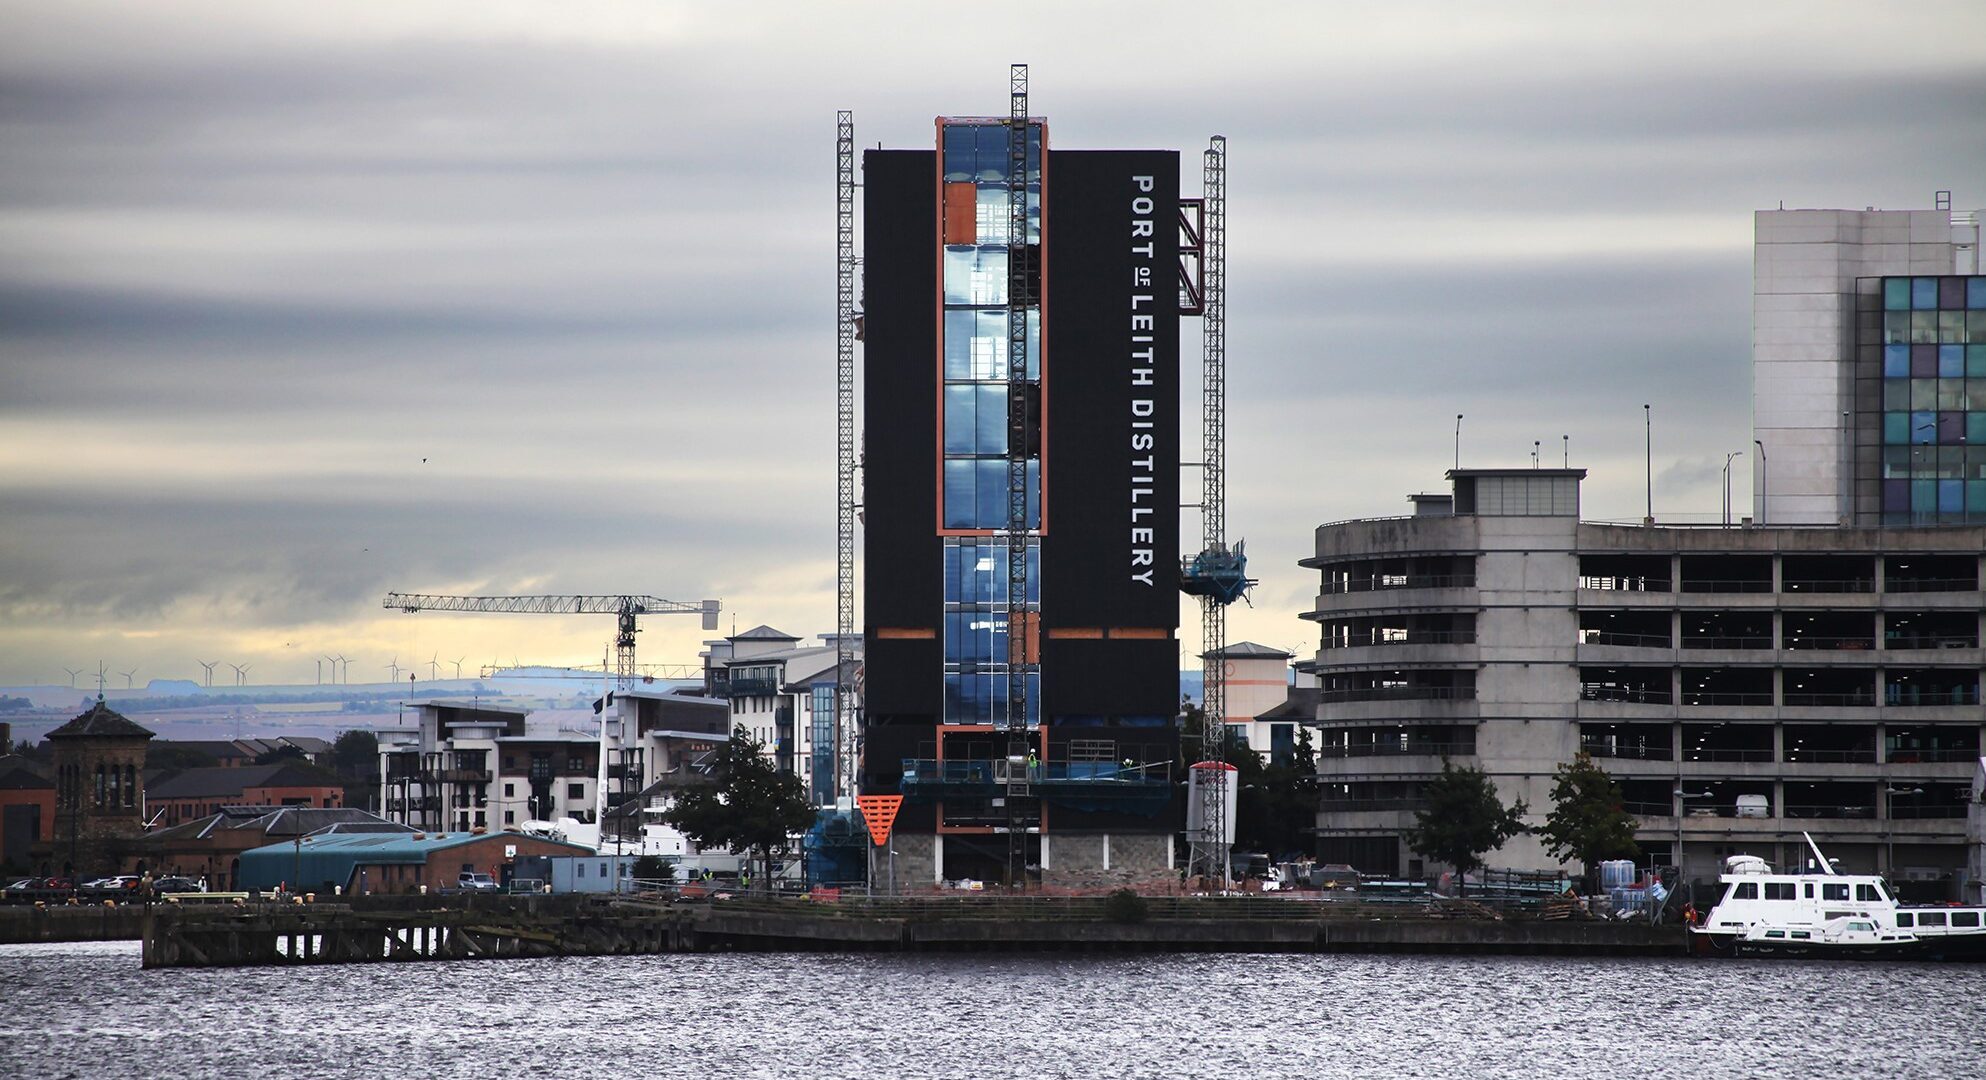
left=858, top=106, right=1185, bottom=889
left=1303, top=468, right=1984, bottom=892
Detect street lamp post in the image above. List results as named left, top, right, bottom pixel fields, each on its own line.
left=1673, top=789, right=1712, bottom=884
left=1722, top=451, right=1744, bottom=527
left=1884, top=785, right=1924, bottom=879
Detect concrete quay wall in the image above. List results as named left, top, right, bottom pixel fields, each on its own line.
left=118, top=897, right=1686, bottom=967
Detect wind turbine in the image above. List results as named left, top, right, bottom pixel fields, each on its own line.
left=427, top=653, right=440, bottom=680
left=450, top=656, right=466, bottom=679
left=336, top=654, right=351, bottom=684
left=196, top=660, right=217, bottom=688
left=229, top=662, right=250, bottom=686
left=385, top=656, right=401, bottom=682
left=63, top=667, right=81, bottom=689
left=119, top=668, right=137, bottom=689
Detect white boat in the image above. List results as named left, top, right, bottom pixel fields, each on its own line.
left=1690, top=833, right=1986, bottom=960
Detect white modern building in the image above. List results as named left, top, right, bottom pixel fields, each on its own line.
left=377, top=691, right=727, bottom=835
left=1752, top=200, right=1984, bottom=526
left=706, top=625, right=862, bottom=807
left=1204, top=642, right=1298, bottom=760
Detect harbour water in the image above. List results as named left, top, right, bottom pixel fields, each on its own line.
left=3, top=940, right=1982, bottom=1078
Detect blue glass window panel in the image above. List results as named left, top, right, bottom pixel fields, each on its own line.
left=1971, top=277, right=1986, bottom=309
left=1909, top=380, right=1935, bottom=411
left=1911, top=411, right=1938, bottom=444
left=1026, top=459, right=1040, bottom=529
left=1970, top=480, right=1986, bottom=513
left=1969, top=412, right=1986, bottom=446
left=1913, top=278, right=1938, bottom=309
left=1940, top=278, right=1967, bottom=310
left=1911, top=312, right=1937, bottom=343
left=943, top=460, right=976, bottom=528
left=1882, top=446, right=1914, bottom=478
left=1884, top=278, right=1912, bottom=311
left=1884, top=344, right=1910, bottom=377
left=1971, top=345, right=1986, bottom=378
left=1883, top=412, right=1909, bottom=444
left=1939, top=312, right=1965, bottom=343
left=1883, top=479, right=1910, bottom=512
left=942, top=125, right=977, bottom=183
left=1911, top=344, right=1937, bottom=377
left=944, top=386, right=975, bottom=455
left=1939, top=479, right=1964, bottom=514
left=943, top=246, right=1009, bottom=306
left=1911, top=479, right=1936, bottom=512
left=975, top=459, right=1007, bottom=527
left=975, top=385, right=1008, bottom=455
left=1883, top=311, right=1911, bottom=344
left=1939, top=411, right=1965, bottom=444
left=943, top=544, right=964, bottom=604
left=944, top=310, right=976, bottom=380
left=1940, top=345, right=1966, bottom=378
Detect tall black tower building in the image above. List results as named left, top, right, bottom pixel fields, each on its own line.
left=860, top=101, right=1184, bottom=889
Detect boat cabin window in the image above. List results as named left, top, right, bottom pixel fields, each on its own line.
left=1803, top=884, right=1814, bottom=899
left=1790, top=931, right=1811, bottom=940
left=1856, top=884, right=1884, bottom=902
left=1897, top=913, right=1914, bottom=927
left=1952, top=912, right=1981, bottom=928
left=1764, top=930, right=1786, bottom=938
left=1765, top=882, right=1796, bottom=901
left=1822, top=883, right=1849, bottom=901
left=1849, top=921, right=1874, bottom=932
left=1825, top=911, right=1855, bottom=920
left=1919, top=912, right=1947, bottom=927
left=1730, top=882, right=1759, bottom=900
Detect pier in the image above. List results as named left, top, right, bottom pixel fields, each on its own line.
left=128, top=894, right=1685, bottom=968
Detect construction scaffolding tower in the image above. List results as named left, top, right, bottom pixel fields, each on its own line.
left=1180, top=136, right=1252, bottom=889
left=1002, top=63, right=1041, bottom=889
left=835, top=108, right=860, bottom=810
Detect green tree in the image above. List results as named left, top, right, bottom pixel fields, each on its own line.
left=330, top=730, right=379, bottom=778
left=1405, top=759, right=1528, bottom=893
left=661, top=725, right=815, bottom=891
left=1536, top=752, right=1640, bottom=885
left=254, top=744, right=308, bottom=765
left=1292, top=726, right=1316, bottom=776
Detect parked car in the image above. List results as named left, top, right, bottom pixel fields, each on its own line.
left=457, top=872, right=499, bottom=892
left=152, top=877, right=203, bottom=893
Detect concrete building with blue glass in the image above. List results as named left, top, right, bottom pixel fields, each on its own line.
left=1753, top=203, right=1984, bottom=526
left=859, top=107, right=1184, bottom=889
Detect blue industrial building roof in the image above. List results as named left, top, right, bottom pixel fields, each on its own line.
left=237, top=830, right=591, bottom=892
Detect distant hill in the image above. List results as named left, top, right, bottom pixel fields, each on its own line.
left=146, top=679, right=202, bottom=695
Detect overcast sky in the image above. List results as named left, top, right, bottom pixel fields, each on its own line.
left=3, top=1, right=1983, bottom=689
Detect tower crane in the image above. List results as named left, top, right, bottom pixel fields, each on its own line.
left=382, top=593, right=721, bottom=689
left=1179, top=136, right=1255, bottom=890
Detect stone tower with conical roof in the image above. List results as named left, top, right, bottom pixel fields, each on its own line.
left=47, top=698, right=155, bottom=874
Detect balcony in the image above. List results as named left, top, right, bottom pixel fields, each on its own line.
left=728, top=678, right=779, bottom=698
left=1317, top=740, right=1477, bottom=759
left=436, top=769, right=491, bottom=784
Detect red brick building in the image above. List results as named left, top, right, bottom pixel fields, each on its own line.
left=147, top=763, right=345, bottom=827
left=0, top=756, right=54, bottom=874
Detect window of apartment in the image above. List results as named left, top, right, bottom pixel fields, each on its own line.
left=504, top=811, right=515, bottom=825
left=566, top=755, right=584, bottom=773
left=503, top=783, right=514, bottom=798
left=567, top=783, right=584, bottom=800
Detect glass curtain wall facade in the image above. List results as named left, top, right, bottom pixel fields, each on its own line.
left=1876, top=275, right=1986, bottom=523
left=939, top=118, right=1042, bottom=725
